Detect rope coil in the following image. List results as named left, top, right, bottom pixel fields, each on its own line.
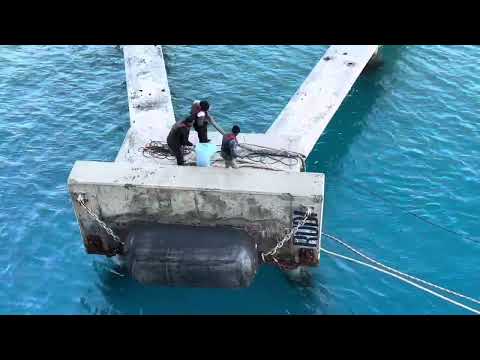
left=140, top=139, right=306, bottom=172
left=237, top=143, right=306, bottom=170
left=141, top=141, right=194, bottom=160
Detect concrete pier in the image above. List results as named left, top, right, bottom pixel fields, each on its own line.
left=267, top=45, right=379, bottom=156
left=115, top=46, right=175, bottom=166
left=68, top=45, right=379, bottom=279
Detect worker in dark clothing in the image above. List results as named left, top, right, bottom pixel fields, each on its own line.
left=191, top=100, right=217, bottom=143
left=194, top=111, right=209, bottom=143
left=167, top=117, right=194, bottom=165
left=221, top=125, right=241, bottom=169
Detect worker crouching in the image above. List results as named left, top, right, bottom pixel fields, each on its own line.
left=221, top=125, right=241, bottom=169
left=167, top=117, right=194, bottom=165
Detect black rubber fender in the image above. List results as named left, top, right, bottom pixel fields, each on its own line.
left=126, top=224, right=258, bottom=288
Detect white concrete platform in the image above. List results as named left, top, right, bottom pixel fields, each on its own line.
left=68, top=44, right=379, bottom=268
left=267, top=45, right=379, bottom=156
left=116, top=45, right=175, bottom=163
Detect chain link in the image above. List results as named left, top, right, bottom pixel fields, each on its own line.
left=76, top=194, right=124, bottom=245
left=261, top=207, right=313, bottom=262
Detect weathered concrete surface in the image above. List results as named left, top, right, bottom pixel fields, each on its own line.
left=267, top=45, right=379, bottom=157
left=69, top=161, right=324, bottom=255
left=116, top=46, right=175, bottom=163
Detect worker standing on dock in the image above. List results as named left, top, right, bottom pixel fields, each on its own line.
left=194, top=111, right=209, bottom=143
left=167, top=118, right=194, bottom=165
left=191, top=100, right=222, bottom=143
left=221, top=125, right=241, bottom=169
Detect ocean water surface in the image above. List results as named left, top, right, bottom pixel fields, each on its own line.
left=0, top=45, right=478, bottom=314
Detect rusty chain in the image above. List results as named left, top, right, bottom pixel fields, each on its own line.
left=76, top=194, right=124, bottom=246
left=261, top=207, right=313, bottom=262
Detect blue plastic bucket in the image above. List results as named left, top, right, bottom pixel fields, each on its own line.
left=196, top=143, right=217, bottom=167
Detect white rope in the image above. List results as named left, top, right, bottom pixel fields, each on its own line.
left=320, top=247, right=480, bottom=315
left=322, top=232, right=480, bottom=306
left=106, top=268, right=125, bottom=277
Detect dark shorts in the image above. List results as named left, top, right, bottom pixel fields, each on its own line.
left=196, top=125, right=209, bottom=143
left=167, top=141, right=185, bottom=165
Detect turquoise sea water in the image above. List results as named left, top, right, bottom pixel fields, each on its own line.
left=0, top=45, right=478, bottom=314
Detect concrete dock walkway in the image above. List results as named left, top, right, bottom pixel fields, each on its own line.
left=267, top=45, right=379, bottom=156
left=68, top=44, right=379, bottom=269
left=115, top=45, right=379, bottom=170
left=115, top=46, right=175, bottom=166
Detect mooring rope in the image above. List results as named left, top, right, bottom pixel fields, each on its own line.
left=320, top=247, right=480, bottom=315
left=322, top=232, right=480, bottom=306
left=321, top=231, right=480, bottom=314
left=339, top=178, right=479, bottom=244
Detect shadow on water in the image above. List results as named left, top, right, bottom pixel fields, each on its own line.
left=307, top=45, right=406, bottom=176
